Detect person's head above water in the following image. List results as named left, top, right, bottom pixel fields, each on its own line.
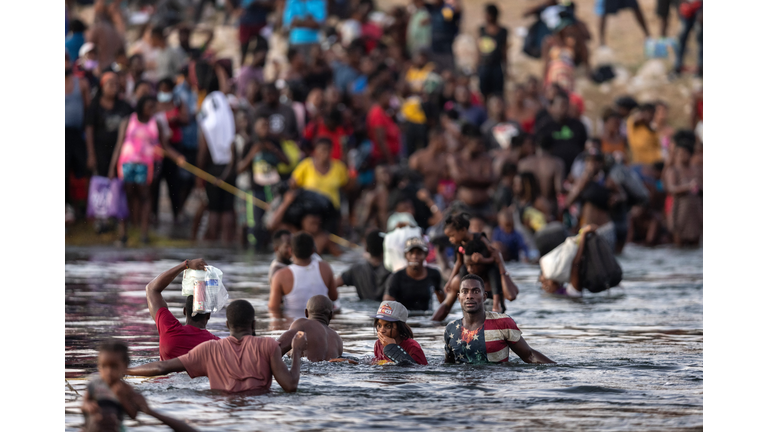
left=225, top=299, right=256, bottom=337
left=183, top=295, right=212, bottom=328
left=98, top=339, right=130, bottom=386
left=371, top=301, right=414, bottom=342
left=292, top=231, right=316, bottom=261
left=365, top=229, right=385, bottom=259
left=444, top=212, right=471, bottom=245
left=459, top=274, right=487, bottom=315
left=273, top=229, right=293, bottom=263
left=305, top=295, right=334, bottom=325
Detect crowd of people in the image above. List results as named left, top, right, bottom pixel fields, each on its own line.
left=65, top=0, right=703, bottom=253
left=68, top=1, right=703, bottom=428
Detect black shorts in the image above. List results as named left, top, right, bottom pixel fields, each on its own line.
left=604, top=0, right=639, bottom=15
left=205, top=164, right=235, bottom=212
left=656, top=0, right=680, bottom=18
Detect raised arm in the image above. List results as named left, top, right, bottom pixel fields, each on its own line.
left=431, top=275, right=460, bottom=321
left=509, top=336, right=555, bottom=364
left=126, top=358, right=186, bottom=377
left=269, top=331, right=307, bottom=392
left=146, top=259, right=207, bottom=320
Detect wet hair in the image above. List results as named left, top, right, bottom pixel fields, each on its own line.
left=226, top=299, right=255, bottom=329
left=136, top=95, right=156, bottom=117
left=460, top=273, right=485, bottom=288
left=485, top=4, right=499, bottom=21
left=673, top=129, right=696, bottom=153
left=71, top=19, right=87, bottom=33
left=157, top=77, right=175, bottom=92
left=99, top=339, right=130, bottom=366
left=372, top=318, right=414, bottom=340
left=463, top=238, right=490, bottom=258
left=501, top=162, right=517, bottom=178
left=445, top=213, right=470, bottom=231
left=292, top=231, right=316, bottom=259
left=272, top=229, right=291, bottom=246
left=365, top=230, right=385, bottom=257
left=184, top=296, right=210, bottom=322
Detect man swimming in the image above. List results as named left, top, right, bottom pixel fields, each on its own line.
left=277, top=295, right=343, bottom=362
left=444, top=274, right=554, bottom=364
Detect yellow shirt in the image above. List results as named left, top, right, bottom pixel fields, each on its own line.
left=627, top=117, right=662, bottom=165
left=291, top=158, right=348, bottom=209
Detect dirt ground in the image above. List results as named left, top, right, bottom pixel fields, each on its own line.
left=73, top=0, right=701, bottom=129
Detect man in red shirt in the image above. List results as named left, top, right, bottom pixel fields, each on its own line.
left=146, top=259, right=220, bottom=360
left=366, top=86, right=401, bottom=166
left=127, top=300, right=308, bottom=393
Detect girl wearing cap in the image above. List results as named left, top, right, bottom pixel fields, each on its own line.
left=371, top=301, right=428, bottom=365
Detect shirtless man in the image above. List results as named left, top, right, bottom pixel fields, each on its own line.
left=409, top=129, right=450, bottom=195
left=517, top=134, right=565, bottom=219
left=448, top=124, right=496, bottom=223
left=277, top=295, right=343, bottom=362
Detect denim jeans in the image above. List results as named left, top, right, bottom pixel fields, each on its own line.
left=674, top=10, right=703, bottom=73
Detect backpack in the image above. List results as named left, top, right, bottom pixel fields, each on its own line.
left=578, top=233, right=623, bottom=293
left=523, top=20, right=551, bottom=59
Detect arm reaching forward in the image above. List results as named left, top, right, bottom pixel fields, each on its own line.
left=270, top=331, right=307, bottom=392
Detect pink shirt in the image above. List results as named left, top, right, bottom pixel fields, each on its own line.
left=117, top=113, right=161, bottom=181
left=178, top=336, right=279, bottom=393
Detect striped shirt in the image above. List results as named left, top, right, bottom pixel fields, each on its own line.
left=444, top=311, right=523, bottom=363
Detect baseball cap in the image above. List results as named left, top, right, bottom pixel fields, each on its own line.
left=370, top=301, right=409, bottom=323
left=404, top=237, right=428, bottom=253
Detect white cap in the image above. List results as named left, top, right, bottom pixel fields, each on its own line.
left=79, top=42, right=95, bottom=57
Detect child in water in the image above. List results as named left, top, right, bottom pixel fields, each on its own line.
left=442, top=212, right=506, bottom=312
left=81, top=340, right=198, bottom=432
left=371, top=301, right=428, bottom=365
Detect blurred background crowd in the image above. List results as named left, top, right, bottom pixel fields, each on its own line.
left=64, top=0, right=703, bottom=257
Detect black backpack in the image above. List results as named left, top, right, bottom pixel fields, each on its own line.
left=578, top=233, right=623, bottom=293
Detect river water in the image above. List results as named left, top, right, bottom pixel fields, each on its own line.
left=64, top=244, right=702, bottom=431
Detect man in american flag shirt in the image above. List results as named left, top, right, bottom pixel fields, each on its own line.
left=444, top=274, right=555, bottom=364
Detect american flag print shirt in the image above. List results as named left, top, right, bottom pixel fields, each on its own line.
left=444, top=311, right=523, bottom=363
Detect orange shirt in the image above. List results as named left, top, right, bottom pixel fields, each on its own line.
left=179, top=336, right=279, bottom=392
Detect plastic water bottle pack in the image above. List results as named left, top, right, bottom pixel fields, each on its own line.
left=181, top=266, right=229, bottom=316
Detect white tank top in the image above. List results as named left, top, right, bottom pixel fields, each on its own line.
left=283, top=260, right=329, bottom=316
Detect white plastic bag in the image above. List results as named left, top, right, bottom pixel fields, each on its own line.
left=181, top=266, right=229, bottom=316
left=539, top=236, right=579, bottom=283
left=384, top=226, right=423, bottom=272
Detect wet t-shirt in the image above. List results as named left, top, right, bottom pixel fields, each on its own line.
left=384, top=267, right=443, bottom=311
left=341, top=260, right=391, bottom=301
left=156, top=307, right=219, bottom=361
left=178, top=336, right=279, bottom=392
left=373, top=338, right=429, bottom=365
left=444, top=311, right=522, bottom=363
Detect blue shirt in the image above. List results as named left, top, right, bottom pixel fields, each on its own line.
left=283, top=0, right=327, bottom=45
left=491, top=227, right=528, bottom=261
left=65, top=32, right=85, bottom=62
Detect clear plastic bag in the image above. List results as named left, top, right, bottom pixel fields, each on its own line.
left=181, top=266, right=228, bottom=316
